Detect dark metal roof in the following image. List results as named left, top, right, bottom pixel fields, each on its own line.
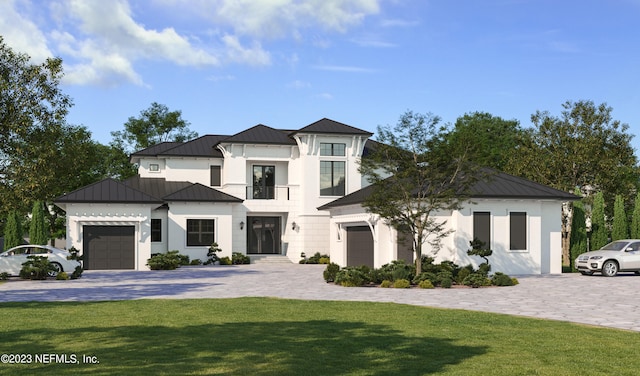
left=55, top=177, right=243, bottom=204
left=158, top=135, right=226, bottom=157
left=131, top=142, right=183, bottom=156
left=55, top=178, right=164, bottom=204
left=222, top=124, right=297, bottom=145
left=292, top=118, right=373, bottom=136
left=318, top=171, right=579, bottom=210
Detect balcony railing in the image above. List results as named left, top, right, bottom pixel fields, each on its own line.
left=246, top=186, right=290, bottom=200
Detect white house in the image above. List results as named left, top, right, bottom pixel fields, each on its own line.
left=54, top=118, right=576, bottom=274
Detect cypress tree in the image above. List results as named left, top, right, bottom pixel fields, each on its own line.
left=29, top=201, right=48, bottom=245
left=611, top=195, right=629, bottom=241
left=631, top=193, right=640, bottom=239
left=3, top=211, right=24, bottom=250
left=590, top=191, right=608, bottom=250
left=569, top=188, right=587, bottom=270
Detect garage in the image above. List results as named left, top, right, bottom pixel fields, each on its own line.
left=83, top=226, right=135, bottom=270
left=346, top=226, right=374, bottom=268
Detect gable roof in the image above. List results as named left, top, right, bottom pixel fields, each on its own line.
left=318, top=170, right=578, bottom=210
left=292, top=118, right=373, bottom=136
left=131, top=135, right=226, bottom=159
left=55, top=177, right=242, bottom=205
left=222, top=124, right=296, bottom=145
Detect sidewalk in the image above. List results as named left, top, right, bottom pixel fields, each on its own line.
left=1, top=264, right=640, bottom=332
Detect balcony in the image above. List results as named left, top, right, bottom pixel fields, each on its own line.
left=246, top=185, right=290, bottom=200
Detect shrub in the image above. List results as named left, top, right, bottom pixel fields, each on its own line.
left=219, top=256, right=232, bottom=265
left=323, top=263, right=340, bottom=283
left=190, top=259, right=203, bottom=265
left=455, top=267, right=472, bottom=284
left=511, top=277, right=520, bottom=285
left=232, top=252, right=250, bottom=265
left=0, top=272, right=9, bottom=280
left=380, top=280, right=393, bottom=288
left=67, top=246, right=84, bottom=262
left=372, top=260, right=415, bottom=283
left=440, top=277, right=453, bottom=288
left=20, top=256, right=54, bottom=280
left=300, top=252, right=330, bottom=264
left=70, top=266, right=83, bottom=279
left=418, top=280, right=434, bottom=289
left=491, top=272, right=517, bottom=286
left=56, top=272, right=69, bottom=280
left=412, top=272, right=436, bottom=285
left=463, top=273, right=491, bottom=288
left=178, top=254, right=190, bottom=265
left=204, top=242, right=222, bottom=265
left=334, top=267, right=367, bottom=287
left=393, top=279, right=411, bottom=288
left=318, top=257, right=331, bottom=264
left=147, top=251, right=183, bottom=270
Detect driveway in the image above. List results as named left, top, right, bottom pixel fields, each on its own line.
left=1, top=264, right=640, bottom=332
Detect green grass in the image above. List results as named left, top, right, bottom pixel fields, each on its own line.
left=0, top=298, right=638, bottom=375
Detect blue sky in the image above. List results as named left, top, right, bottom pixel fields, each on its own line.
left=2, top=0, right=639, bottom=151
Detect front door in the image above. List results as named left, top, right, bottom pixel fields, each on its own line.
left=247, top=217, right=281, bottom=254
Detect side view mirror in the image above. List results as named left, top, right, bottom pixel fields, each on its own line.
left=626, top=247, right=636, bottom=252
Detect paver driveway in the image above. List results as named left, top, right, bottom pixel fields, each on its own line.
left=1, top=264, right=640, bottom=332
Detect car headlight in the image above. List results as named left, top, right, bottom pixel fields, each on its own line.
left=590, top=256, right=603, bottom=260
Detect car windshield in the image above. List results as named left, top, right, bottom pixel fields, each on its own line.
left=600, top=241, right=629, bottom=251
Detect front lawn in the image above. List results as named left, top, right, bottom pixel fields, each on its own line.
left=0, top=298, right=637, bottom=375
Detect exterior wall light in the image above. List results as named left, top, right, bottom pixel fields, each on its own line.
left=292, top=221, right=296, bottom=230
left=240, top=221, right=245, bottom=230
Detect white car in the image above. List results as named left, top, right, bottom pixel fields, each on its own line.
left=575, top=240, right=640, bottom=277
left=0, top=245, right=81, bottom=277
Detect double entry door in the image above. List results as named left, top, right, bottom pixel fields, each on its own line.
left=247, top=216, right=280, bottom=254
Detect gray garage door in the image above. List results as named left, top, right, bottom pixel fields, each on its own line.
left=83, top=226, right=135, bottom=270
left=346, top=226, right=374, bottom=268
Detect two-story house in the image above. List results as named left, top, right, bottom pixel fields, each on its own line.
left=54, top=118, right=576, bottom=274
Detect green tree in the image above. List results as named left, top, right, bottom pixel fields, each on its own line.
left=111, top=102, right=198, bottom=153
left=29, top=201, right=48, bottom=245
left=569, top=188, right=587, bottom=270
left=3, top=211, right=24, bottom=250
left=591, top=191, right=608, bottom=250
left=505, top=100, right=639, bottom=262
left=443, top=112, right=523, bottom=171
left=359, top=110, right=482, bottom=275
left=630, top=193, right=640, bottom=239
left=611, top=195, right=629, bottom=241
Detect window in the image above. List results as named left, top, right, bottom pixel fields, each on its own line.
left=510, top=212, right=527, bottom=251
left=187, top=219, right=215, bottom=246
left=210, top=166, right=221, bottom=187
left=151, top=219, right=162, bottom=242
left=320, top=143, right=346, bottom=156
left=473, top=212, right=491, bottom=249
left=253, top=165, right=275, bottom=199
left=149, top=163, right=160, bottom=172
left=320, top=161, right=345, bottom=196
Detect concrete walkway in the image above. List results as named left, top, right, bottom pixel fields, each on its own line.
left=1, top=264, right=640, bottom=332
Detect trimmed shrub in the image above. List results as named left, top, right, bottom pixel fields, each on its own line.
left=334, top=267, right=367, bottom=287
left=455, top=267, right=472, bottom=284
left=232, top=252, right=250, bottom=265
left=372, top=260, right=415, bottom=283
left=440, top=277, right=453, bottom=288
left=219, top=256, right=232, bottom=265
left=190, top=259, right=203, bottom=265
left=204, top=242, right=222, bottom=265
left=20, top=256, right=54, bottom=280
left=463, top=273, right=491, bottom=288
left=56, top=272, right=69, bottom=280
left=318, top=257, right=331, bottom=264
left=300, top=252, right=330, bottom=264
left=393, top=279, right=411, bottom=288
left=491, top=272, right=516, bottom=286
left=178, top=254, right=190, bottom=266
left=147, top=251, right=182, bottom=270
left=418, top=280, right=434, bottom=289
left=70, top=266, right=83, bottom=279
left=412, top=272, right=436, bottom=285
left=323, top=263, right=340, bottom=283
left=0, top=272, right=9, bottom=280
left=380, top=280, right=393, bottom=288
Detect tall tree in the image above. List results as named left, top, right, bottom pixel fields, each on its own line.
left=505, top=100, right=640, bottom=261
left=443, top=112, right=523, bottom=171
left=630, top=193, right=640, bottom=239
left=29, top=201, right=48, bottom=245
left=111, top=102, right=198, bottom=153
left=569, top=188, right=587, bottom=270
left=3, top=211, right=23, bottom=250
left=611, top=195, right=629, bottom=241
left=591, top=192, right=608, bottom=250
left=359, top=110, right=481, bottom=274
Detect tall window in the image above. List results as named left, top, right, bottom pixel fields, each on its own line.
left=473, top=212, right=491, bottom=249
left=253, top=165, right=275, bottom=199
left=151, top=219, right=162, bottom=242
left=320, top=143, right=346, bottom=156
left=210, top=166, right=221, bottom=187
left=320, top=161, right=345, bottom=196
left=510, top=212, right=527, bottom=250
left=187, top=219, right=215, bottom=246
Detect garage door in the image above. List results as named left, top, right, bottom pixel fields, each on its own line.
left=83, top=226, right=135, bottom=270
left=346, top=226, right=374, bottom=268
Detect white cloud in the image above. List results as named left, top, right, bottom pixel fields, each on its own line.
left=221, top=34, right=271, bottom=65
left=0, top=0, right=53, bottom=63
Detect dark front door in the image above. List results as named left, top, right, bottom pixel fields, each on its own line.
left=247, top=217, right=280, bottom=254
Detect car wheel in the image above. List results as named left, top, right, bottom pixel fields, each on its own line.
left=580, top=271, right=594, bottom=276
left=48, top=262, right=62, bottom=277
left=601, top=260, right=618, bottom=277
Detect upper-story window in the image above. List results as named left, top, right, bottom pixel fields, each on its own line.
left=320, top=161, right=345, bottom=196
left=210, top=166, right=221, bottom=187
left=149, top=163, right=160, bottom=172
left=320, top=143, right=346, bottom=156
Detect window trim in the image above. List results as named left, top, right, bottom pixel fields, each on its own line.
left=186, top=218, right=216, bottom=247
